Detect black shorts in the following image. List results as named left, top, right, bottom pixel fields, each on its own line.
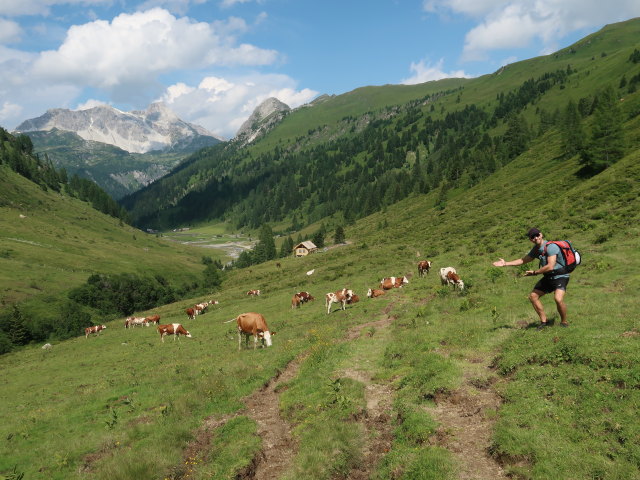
left=533, top=275, right=570, bottom=294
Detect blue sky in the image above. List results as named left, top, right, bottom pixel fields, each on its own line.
left=1, top=1, right=640, bottom=139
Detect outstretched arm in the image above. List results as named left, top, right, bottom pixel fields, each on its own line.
left=493, top=255, right=534, bottom=267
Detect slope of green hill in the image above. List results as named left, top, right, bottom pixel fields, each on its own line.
left=1, top=97, right=639, bottom=478
left=0, top=163, right=219, bottom=348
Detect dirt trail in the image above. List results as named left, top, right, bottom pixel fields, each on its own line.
left=426, top=356, right=508, bottom=480
left=241, top=357, right=303, bottom=480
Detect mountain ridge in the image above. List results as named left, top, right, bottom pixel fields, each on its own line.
left=15, top=102, right=223, bottom=154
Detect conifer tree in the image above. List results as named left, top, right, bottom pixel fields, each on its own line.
left=333, top=225, right=345, bottom=244
left=580, top=86, right=626, bottom=172
left=561, top=99, right=586, bottom=158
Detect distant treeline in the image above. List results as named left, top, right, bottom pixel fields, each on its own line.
left=0, top=127, right=130, bottom=223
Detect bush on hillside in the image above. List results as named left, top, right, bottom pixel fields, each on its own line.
left=69, top=273, right=177, bottom=316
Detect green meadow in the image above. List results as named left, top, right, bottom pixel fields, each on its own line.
left=2, top=118, right=639, bottom=479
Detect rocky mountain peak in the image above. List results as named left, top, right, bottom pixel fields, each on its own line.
left=235, top=97, right=291, bottom=145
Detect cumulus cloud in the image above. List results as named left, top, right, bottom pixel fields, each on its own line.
left=158, top=73, right=318, bottom=138
left=30, top=8, right=279, bottom=100
left=401, top=59, right=470, bottom=85
left=423, top=0, right=640, bottom=61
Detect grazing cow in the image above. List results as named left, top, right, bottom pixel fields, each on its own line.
left=439, top=267, right=457, bottom=285
left=145, top=315, right=161, bottom=325
left=446, top=271, right=465, bottom=290
left=186, top=308, right=196, bottom=320
left=194, top=303, right=208, bottom=315
left=209, top=300, right=220, bottom=305
left=291, top=294, right=301, bottom=309
left=85, top=325, right=106, bottom=338
left=126, top=316, right=148, bottom=328
left=236, top=312, right=274, bottom=350
left=247, top=289, right=261, bottom=296
left=380, top=276, right=409, bottom=290
left=418, top=260, right=432, bottom=277
left=296, top=291, right=314, bottom=304
left=157, top=323, right=192, bottom=343
left=367, top=288, right=385, bottom=298
left=325, top=288, right=354, bottom=314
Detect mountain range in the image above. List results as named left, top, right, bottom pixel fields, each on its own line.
left=13, top=102, right=224, bottom=199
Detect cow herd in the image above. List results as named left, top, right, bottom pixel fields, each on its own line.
left=82, top=259, right=465, bottom=350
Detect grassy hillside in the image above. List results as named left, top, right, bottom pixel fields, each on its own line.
left=0, top=164, right=222, bottom=344
left=1, top=111, right=639, bottom=479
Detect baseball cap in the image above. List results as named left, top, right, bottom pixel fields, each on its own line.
left=527, top=227, right=541, bottom=238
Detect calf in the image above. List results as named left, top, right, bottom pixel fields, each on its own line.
left=247, top=289, right=261, bottom=296
left=439, top=267, right=457, bottom=286
left=418, top=260, right=432, bottom=277
left=380, top=276, right=409, bottom=290
left=347, top=294, right=360, bottom=304
left=85, top=325, right=106, bottom=338
left=446, top=271, right=465, bottom=290
left=236, top=312, right=274, bottom=350
left=325, top=288, right=354, bottom=314
left=157, top=323, right=192, bottom=343
left=367, top=288, right=385, bottom=298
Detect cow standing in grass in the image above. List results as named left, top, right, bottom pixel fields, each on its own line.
left=236, top=312, right=274, bottom=350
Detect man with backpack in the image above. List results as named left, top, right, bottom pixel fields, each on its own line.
left=492, top=228, right=573, bottom=329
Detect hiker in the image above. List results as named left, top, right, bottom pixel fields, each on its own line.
left=492, top=228, right=570, bottom=329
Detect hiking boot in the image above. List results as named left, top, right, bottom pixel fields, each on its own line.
left=537, top=322, right=549, bottom=330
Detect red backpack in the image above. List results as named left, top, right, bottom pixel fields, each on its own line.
left=543, top=240, right=581, bottom=274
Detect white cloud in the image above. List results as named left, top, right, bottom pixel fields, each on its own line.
left=0, top=101, right=23, bottom=123
left=401, top=59, right=470, bottom=85
left=0, top=19, right=23, bottom=44
left=30, top=8, right=279, bottom=98
left=424, top=0, right=640, bottom=61
left=158, top=73, right=318, bottom=138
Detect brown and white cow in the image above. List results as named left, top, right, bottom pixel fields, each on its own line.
left=157, top=323, right=192, bottom=343
left=418, top=260, right=432, bottom=277
left=367, top=288, right=385, bottom=298
left=145, top=315, right=161, bottom=325
left=186, top=308, right=196, bottom=320
left=439, top=267, right=456, bottom=285
left=194, top=303, right=208, bottom=315
left=297, top=291, right=314, bottom=303
left=346, top=294, right=360, bottom=304
left=236, top=312, right=274, bottom=350
left=446, top=271, right=465, bottom=290
left=440, top=267, right=464, bottom=290
left=247, top=289, right=261, bottom=297
left=126, top=316, right=148, bottom=328
left=380, top=276, right=409, bottom=290
left=325, top=288, right=354, bottom=314
left=85, top=325, right=106, bottom=338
